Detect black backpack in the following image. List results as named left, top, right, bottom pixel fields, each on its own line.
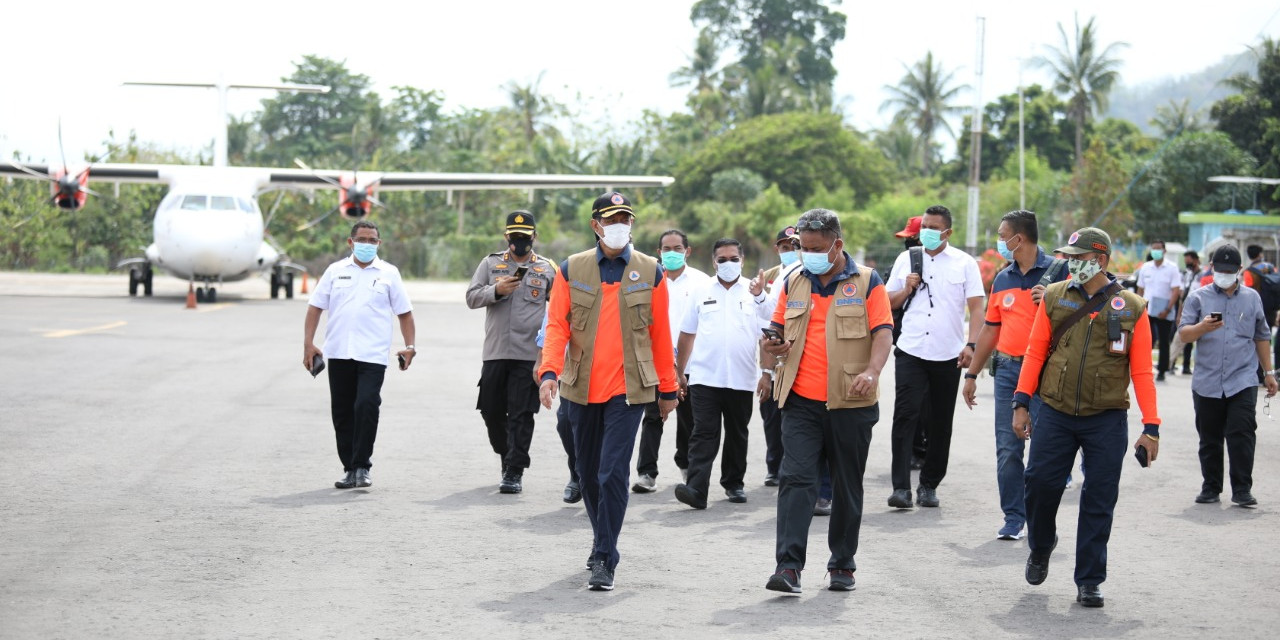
left=891, top=247, right=924, bottom=344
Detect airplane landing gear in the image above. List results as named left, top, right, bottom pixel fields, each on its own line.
left=128, top=264, right=154, bottom=297
left=270, top=268, right=295, bottom=300
left=195, top=286, right=217, bottom=303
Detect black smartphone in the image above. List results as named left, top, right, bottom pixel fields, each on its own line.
left=310, top=353, right=326, bottom=378
left=761, top=327, right=783, bottom=342
left=1209, top=312, right=1223, bottom=322
left=1134, top=444, right=1149, bottom=468
left=397, top=354, right=407, bottom=370
left=513, top=265, right=529, bottom=280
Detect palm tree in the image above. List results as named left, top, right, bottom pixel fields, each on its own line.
left=1150, top=98, right=1205, bottom=139
left=1034, top=15, right=1128, bottom=166
left=879, top=51, right=969, bottom=174
left=504, top=71, right=559, bottom=146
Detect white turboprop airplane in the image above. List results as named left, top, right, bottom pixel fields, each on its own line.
left=0, top=81, right=674, bottom=302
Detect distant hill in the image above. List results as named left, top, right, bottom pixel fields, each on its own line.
left=1105, top=51, right=1253, bottom=134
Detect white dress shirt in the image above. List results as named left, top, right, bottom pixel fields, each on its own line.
left=309, top=256, right=413, bottom=366
left=1136, top=259, right=1181, bottom=316
left=680, top=277, right=769, bottom=392
left=887, top=244, right=985, bottom=361
left=665, top=266, right=712, bottom=369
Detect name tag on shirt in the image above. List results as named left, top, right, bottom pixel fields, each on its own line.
left=1109, top=332, right=1128, bottom=355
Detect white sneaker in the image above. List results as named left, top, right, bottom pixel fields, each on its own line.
left=631, top=473, right=657, bottom=493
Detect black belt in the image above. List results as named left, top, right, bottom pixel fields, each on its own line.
left=997, top=350, right=1023, bottom=362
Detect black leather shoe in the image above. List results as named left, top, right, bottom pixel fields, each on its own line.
left=1077, top=584, right=1104, bottom=607
left=355, top=468, right=372, bottom=488
left=917, top=486, right=940, bottom=508
left=887, top=489, right=913, bottom=509
left=726, top=487, right=747, bottom=503
left=674, top=483, right=708, bottom=509
left=763, top=473, right=779, bottom=487
left=499, top=469, right=523, bottom=494
left=334, top=470, right=357, bottom=489
left=1195, top=489, right=1220, bottom=503
left=1025, top=535, right=1057, bottom=585
left=563, top=480, right=582, bottom=504
left=1232, top=491, right=1258, bottom=506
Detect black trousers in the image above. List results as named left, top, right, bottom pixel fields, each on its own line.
left=1149, top=316, right=1173, bottom=375
left=775, top=393, right=876, bottom=571
left=636, top=379, right=693, bottom=477
left=758, top=397, right=784, bottom=476
left=1194, top=387, right=1258, bottom=494
left=686, top=385, right=754, bottom=495
left=891, top=349, right=960, bottom=490
left=327, top=358, right=386, bottom=471
left=476, top=359, right=540, bottom=470
left=556, top=400, right=578, bottom=483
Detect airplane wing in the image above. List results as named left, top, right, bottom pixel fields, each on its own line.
left=261, top=168, right=674, bottom=192
left=0, top=161, right=166, bottom=184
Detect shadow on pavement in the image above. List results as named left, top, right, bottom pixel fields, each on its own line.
left=989, top=591, right=1144, bottom=637
left=708, top=591, right=851, bottom=632
left=253, top=487, right=374, bottom=508
left=494, top=508, right=588, bottom=536
left=477, top=571, right=638, bottom=622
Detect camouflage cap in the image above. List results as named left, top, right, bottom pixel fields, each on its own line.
left=1055, top=227, right=1112, bottom=256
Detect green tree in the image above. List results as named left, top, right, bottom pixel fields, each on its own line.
left=953, top=84, right=1075, bottom=181
left=670, top=112, right=892, bottom=211
left=1034, top=15, right=1128, bottom=167
left=670, top=29, right=730, bottom=126
left=1211, top=37, right=1280, bottom=207
left=252, top=56, right=383, bottom=166
left=880, top=51, right=969, bottom=174
left=1129, top=131, right=1255, bottom=240
left=1065, top=138, right=1135, bottom=233
left=1150, top=98, right=1206, bottom=139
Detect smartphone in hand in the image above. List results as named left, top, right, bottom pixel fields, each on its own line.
left=397, top=354, right=407, bottom=371
left=310, top=353, right=326, bottom=378
left=1209, top=312, right=1223, bottom=322
left=761, top=327, right=783, bottom=343
left=513, top=265, right=529, bottom=280
left=1134, top=444, right=1149, bottom=468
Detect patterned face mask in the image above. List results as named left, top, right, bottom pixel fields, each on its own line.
left=1067, top=257, right=1102, bottom=282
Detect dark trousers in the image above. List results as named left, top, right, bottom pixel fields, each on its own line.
left=1149, top=316, right=1173, bottom=375
left=1024, top=405, right=1127, bottom=586
left=636, top=381, right=693, bottom=477
left=686, top=385, right=753, bottom=496
left=565, top=395, right=645, bottom=572
left=327, top=358, right=386, bottom=471
left=775, top=393, right=875, bottom=571
left=476, top=359, right=540, bottom=470
left=758, top=397, right=784, bottom=476
left=555, top=400, right=578, bottom=483
left=1182, top=343, right=1194, bottom=372
left=891, top=349, right=961, bottom=490
left=1194, top=387, right=1258, bottom=494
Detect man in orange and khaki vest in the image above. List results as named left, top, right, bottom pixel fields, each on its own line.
left=538, top=192, right=679, bottom=592
left=761, top=208, right=894, bottom=595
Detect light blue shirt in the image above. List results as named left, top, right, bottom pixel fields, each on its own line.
left=1180, top=283, right=1270, bottom=398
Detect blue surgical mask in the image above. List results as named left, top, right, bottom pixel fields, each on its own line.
left=779, top=251, right=799, bottom=266
left=801, top=241, right=837, bottom=275
left=1150, top=249, right=1164, bottom=261
left=997, top=236, right=1019, bottom=261
left=920, top=228, right=945, bottom=251
left=661, top=250, right=687, bottom=271
left=352, top=242, right=378, bottom=263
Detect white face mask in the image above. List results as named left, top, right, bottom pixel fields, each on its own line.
left=1213, top=271, right=1239, bottom=289
left=597, top=222, right=631, bottom=250
left=716, top=260, right=742, bottom=282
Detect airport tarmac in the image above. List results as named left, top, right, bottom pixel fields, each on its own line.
left=1, top=271, right=1277, bottom=639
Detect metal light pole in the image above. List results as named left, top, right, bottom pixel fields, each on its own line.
left=965, top=16, right=986, bottom=255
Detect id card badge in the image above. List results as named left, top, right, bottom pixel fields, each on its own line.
left=1109, top=331, right=1129, bottom=355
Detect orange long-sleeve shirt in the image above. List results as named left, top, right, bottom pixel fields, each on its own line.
left=1014, top=283, right=1161, bottom=425
left=538, top=247, right=679, bottom=403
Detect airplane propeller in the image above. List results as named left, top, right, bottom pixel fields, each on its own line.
left=292, top=157, right=388, bottom=230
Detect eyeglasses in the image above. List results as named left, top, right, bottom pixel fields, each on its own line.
left=715, top=256, right=741, bottom=263
left=795, top=218, right=833, bottom=232
left=352, top=237, right=380, bottom=245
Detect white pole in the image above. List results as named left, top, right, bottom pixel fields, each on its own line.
left=965, top=16, right=986, bottom=255
left=1018, top=59, right=1025, bottom=211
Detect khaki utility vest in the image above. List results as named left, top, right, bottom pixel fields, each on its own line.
left=1038, top=280, right=1146, bottom=416
left=558, top=249, right=662, bottom=406
left=774, top=265, right=878, bottom=410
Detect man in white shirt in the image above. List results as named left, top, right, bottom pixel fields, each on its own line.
left=303, top=221, right=417, bottom=489
left=633, top=230, right=711, bottom=492
left=1136, top=239, right=1182, bottom=382
left=672, top=238, right=769, bottom=508
left=885, top=205, right=985, bottom=509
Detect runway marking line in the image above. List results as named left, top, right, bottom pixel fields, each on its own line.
left=37, top=320, right=127, bottom=338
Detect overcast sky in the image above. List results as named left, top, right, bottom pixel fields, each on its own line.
left=3, top=0, right=1278, bottom=166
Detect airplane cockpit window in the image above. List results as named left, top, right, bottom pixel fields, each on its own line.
left=211, top=196, right=237, bottom=211
left=237, top=198, right=257, bottom=213
left=180, top=195, right=208, bottom=210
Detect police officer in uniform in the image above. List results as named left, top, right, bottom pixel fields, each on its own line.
left=1012, top=227, right=1161, bottom=608
left=538, top=192, right=680, bottom=591
left=762, top=209, right=894, bottom=594
left=466, top=211, right=558, bottom=494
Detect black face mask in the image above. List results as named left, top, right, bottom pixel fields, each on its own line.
left=904, top=237, right=922, bottom=250
left=509, top=237, right=533, bottom=257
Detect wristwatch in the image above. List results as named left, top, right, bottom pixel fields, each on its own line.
left=760, top=368, right=774, bottom=378
left=405, top=345, right=416, bottom=351
left=1011, top=400, right=1028, bottom=411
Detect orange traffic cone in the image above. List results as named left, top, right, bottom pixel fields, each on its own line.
left=186, top=283, right=197, bottom=309
left=301, top=272, right=309, bottom=294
